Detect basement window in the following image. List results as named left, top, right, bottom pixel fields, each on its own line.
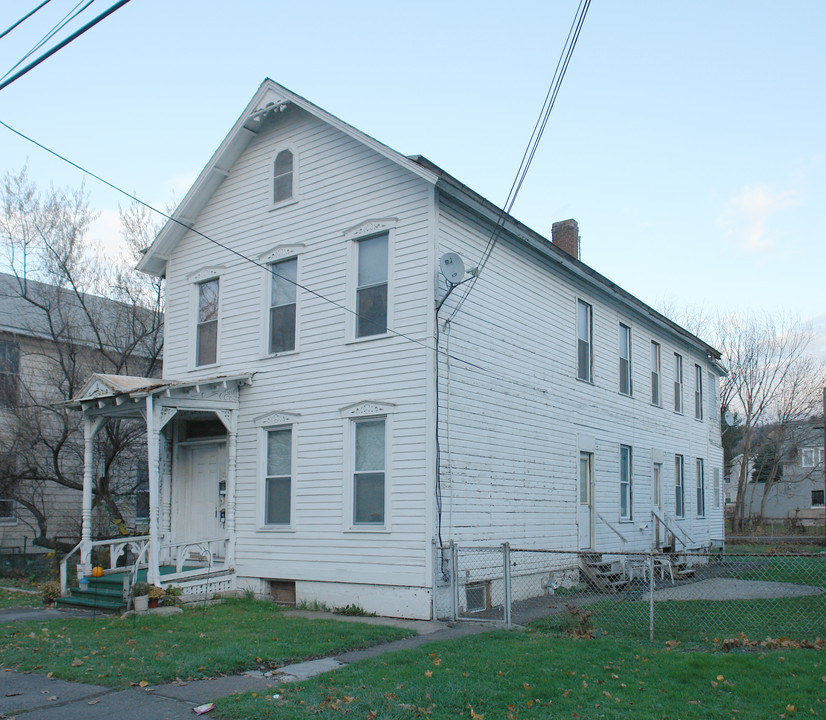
left=465, top=582, right=489, bottom=613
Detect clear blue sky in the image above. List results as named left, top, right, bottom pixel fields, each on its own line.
left=1, top=1, right=823, bottom=354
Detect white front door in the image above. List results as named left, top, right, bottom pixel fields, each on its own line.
left=579, top=452, right=594, bottom=550
left=175, top=443, right=226, bottom=542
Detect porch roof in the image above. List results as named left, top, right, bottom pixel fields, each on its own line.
left=61, top=372, right=254, bottom=417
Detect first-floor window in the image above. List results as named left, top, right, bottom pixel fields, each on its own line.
left=135, top=461, right=149, bottom=521
left=696, top=458, right=705, bottom=517
left=265, top=428, right=292, bottom=525
left=675, top=454, right=685, bottom=518
left=620, top=445, right=633, bottom=520
left=812, top=490, right=825, bottom=508
left=353, top=418, right=385, bottom=524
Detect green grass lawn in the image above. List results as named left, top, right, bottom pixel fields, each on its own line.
left=215, top=628, right=826, bottom=720
left=0, top=598, right=412, bottom=688
left=0, top=578, right=43, bottom=608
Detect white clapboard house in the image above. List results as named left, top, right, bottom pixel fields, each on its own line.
left=64, top=80, right=725, bottom=618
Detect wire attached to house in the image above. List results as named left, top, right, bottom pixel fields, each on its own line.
left=0, top=0, right=132, bottom=92
left=445, top=0, right=592, bottom=323
left=0, top=0, right=54, bottom=42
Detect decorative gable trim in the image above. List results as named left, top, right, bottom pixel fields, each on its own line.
left=187, top=265, right=226, bottom=283
left=343, top=218, right=397, bottom=241
left=254, top=410, right=301, bottom=427
left=259, top=243, right=305, bottom=264
left=339, top=400, right=396, bottom=418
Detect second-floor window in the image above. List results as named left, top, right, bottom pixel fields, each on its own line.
left=196, top=278, right=219, bottom=366
left=356, top=234, right=388, bottom=338
left=0, top=339, right=20, bottom=405
left=269, top=258, right=297, bottom=354
left=650, top=341, right=661, bottom=406
left=802, top=448, right=824, bottom=467
left=694, top=364, right=704, bottom=420
left=577, top=300, right=593, bottom=381
left=619, top=323, right=631, bottom=395
left=673, top=353, right=683, bottom=413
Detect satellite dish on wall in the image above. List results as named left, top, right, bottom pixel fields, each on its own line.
left=439, top=252, right=465, bottom=284
left=723, top=410, right=735, bottom=426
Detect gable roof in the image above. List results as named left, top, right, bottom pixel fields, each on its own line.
left=137, top=79, right=721, bottom=362
left=0, top=271, right=160, bottom=358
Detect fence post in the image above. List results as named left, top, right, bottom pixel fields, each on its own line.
left=503, top=542, right=512, bottom=628
left=450, top=540, right=459, bottom=622
left=648, top=548, right=655, bottom=642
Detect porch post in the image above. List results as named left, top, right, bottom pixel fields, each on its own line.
left=81, top=415, right=98, bottom=576
left=226, top=410, right=238, bottom=566
left=146, top=394, right=161, bottom=586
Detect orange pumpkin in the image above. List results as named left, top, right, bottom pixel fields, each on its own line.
left=91, top=566, right=104, bottom=578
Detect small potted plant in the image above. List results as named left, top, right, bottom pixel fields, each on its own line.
left=147, top=584, right=164, bottom=608
left=132, top=581, right=149, bottom=613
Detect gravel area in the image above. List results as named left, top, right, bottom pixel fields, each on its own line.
left=652, top=577, right=826, bottom=601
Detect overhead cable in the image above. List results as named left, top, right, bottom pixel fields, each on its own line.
left=0, top=0, right=54, bottom=42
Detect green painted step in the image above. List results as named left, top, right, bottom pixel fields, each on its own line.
left=55, top=594, right=124, bottom=612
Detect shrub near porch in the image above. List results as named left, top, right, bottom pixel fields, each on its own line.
left=0, top=598, right=412, bottom=687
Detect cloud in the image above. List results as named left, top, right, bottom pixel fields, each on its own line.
left=718, top=184, right=800, bottom=254
left=87, top=209, right=128, bottom=263
left=810, top=313, right=826, bottom=361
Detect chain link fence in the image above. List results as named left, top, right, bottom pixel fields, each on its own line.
left=439, top=543, right=826, bottom=642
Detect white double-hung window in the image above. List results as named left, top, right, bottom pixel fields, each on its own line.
left=577, top=300, right=593, bottom=381
left=196, top=278, right=219, bottom=366
left=650, top=341, right=661, bottom=406
left=265, top=427, right=292, bottom=526
left=353, top=418, right=386, bottom=525
left=694, top=364, right=704, bottom=420
left=675, top=454, right=685, bottom=518
left=268, top=258, right=297, bottom=354
left=696, top=458, right=705, bottom=518
left=673, top=353, right=683, bottom=413
left=356, top=233, right=389, bottom=338
left=619, top=323, right=631, bottom=395
left=620, top=445, right=633, bottom=521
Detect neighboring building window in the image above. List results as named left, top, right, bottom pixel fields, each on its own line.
left=265, top=428, right=292, bottom=525
left=0, top=339, right=19, bottom=405
left=577, top=300, right=593, bottom=381
left=694, top=364, right=704, bottom=420
left=268, top=258, right=297, bottom=354
left=356, top=234, right=388, bottom=338
left=673, top=353, right=683, bottom=413
left=696, top=458, right=705, bottom=518
left=620, top=445, right=633, bottom=521
left=273, top=149, right=294, bottom=204
left=618, top=323, right=632, bottom=395
left=353, top=418, right=385, bottom=524
left=196, top=278, right=219, bottom=366
left=650, top=341, right=661, bottom=406
left=812, top=490, right=825, bottom=508
left=802, top=448, right=824, bottom=467
left=0, top=499, right=16, bottom=524
left=675, top=454, right=684, bottom=518
left=135, top=461, right=149, bottom=521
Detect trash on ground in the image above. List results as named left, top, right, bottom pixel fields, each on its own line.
left=193, top=702, right=216, bottom=715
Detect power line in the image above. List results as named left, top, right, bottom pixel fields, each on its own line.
left=446, top=0, right=592, bottom=323
left=0, top=0, right=132, bottom=92
left=2, top=1, right=93, bottom=83
left=0, top=0, right=54, bottom=42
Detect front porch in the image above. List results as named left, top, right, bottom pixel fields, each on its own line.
left=60, top=373, right=253, bottom=605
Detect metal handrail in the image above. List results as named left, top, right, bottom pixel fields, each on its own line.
left=651, top=507, right=695, bottom=551
left=595, top=512, right=629, bottom=552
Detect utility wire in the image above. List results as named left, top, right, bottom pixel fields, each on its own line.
left=2, top=0, right=93, bottom=83
left=446, top=0, right=591, bottom=323
left=0, top=0, right=54, bottom=42
left=0, top=0, right=131, bottom=92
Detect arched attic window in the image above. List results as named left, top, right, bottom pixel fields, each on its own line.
left=273, top=149, right=294, bottom=204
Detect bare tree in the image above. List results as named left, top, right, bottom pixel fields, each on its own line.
left=0, top=168, right=163, bottom=548
left=716, top=312, right=826, bottom=530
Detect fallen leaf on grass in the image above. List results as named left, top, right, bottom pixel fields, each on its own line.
left=424, top=670, right=432, bottom=678
left=138, top=680, right=148, bottom=688
left=71, top=659, right=83, bottom=667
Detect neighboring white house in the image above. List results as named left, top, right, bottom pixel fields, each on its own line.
left=66, top=79, right=725, bottom=619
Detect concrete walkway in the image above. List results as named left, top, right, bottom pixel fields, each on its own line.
left=0, top=606, right=501, bottom=719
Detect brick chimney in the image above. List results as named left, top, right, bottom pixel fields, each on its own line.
left=551, top=219, right=580, bottom=260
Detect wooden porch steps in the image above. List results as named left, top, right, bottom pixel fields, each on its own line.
left=579, top=552, right=628, bottom=594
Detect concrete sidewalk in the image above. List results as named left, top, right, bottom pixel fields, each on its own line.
left=0, top=606, right=502, bottom=719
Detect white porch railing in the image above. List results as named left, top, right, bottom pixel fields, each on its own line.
left=595, top=512, right=629, bottom=552
left=59, top=535, right=150, bottom=596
